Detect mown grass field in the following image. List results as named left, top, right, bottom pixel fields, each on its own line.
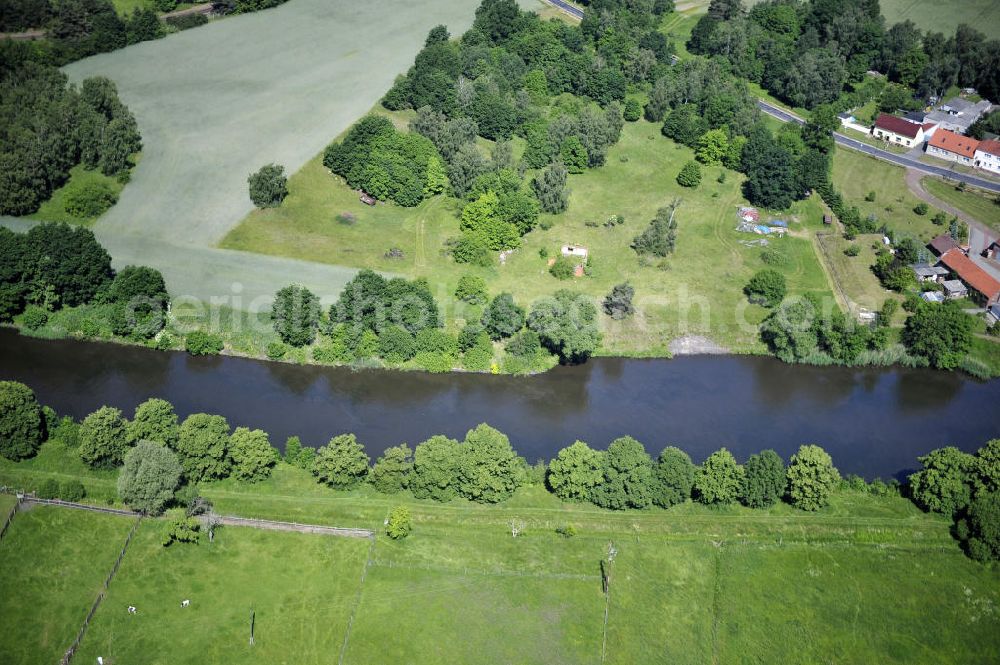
left=224, top=117, right=834, bottom=354
left=0, top=507, right=135, bottom=665
left=832, top=149, right=948, bottom=243
left=922, top=177, right=1000, bottom=232
left=1, top=454, right=998, bottom=664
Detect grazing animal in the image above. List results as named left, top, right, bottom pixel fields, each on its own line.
left=181, top=599, right=190, bottom=608
left=97, top=658, right=104, bottom=665
left=127, top=605, right=137, bottom=614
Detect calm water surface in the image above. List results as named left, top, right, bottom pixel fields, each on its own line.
left=2, top=328, right=998, bottom=479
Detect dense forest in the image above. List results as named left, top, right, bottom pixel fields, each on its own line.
left=689, top=0, right=1000, bottom=107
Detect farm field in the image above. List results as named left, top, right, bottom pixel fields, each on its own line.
left=0, top=467, right=998, bottom=664
left=0, top=507, right=135, bottom=665
left=223, top=117, right=834, bottom=354
left=12, top=0, right=542, bottom=304
left=879, top=0, right=1000, bottom=40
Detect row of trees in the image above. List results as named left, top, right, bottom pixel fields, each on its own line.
left=548, top=438, right=840, bottom=511
left=1, top=67, right=141, bottom=214
left=0, top=223, right=169, bottom=339
left=3, top=382, right=997, bottom=560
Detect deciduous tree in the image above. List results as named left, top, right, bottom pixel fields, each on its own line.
left=786, top=444, right=839, bottom=511
left=229, top=427, right=277, bottom=482
left=117, top=441, right=182, bottom=515
left=694, top=448, right=743, bottom=504
left=0, top=380, right=44, bottom=461
left=313, top=433, right=370, bottom=489
left=370, top=443, right=414, bottom=494
left=79, top=406, right=130, bottom=469
left=547, top=440, right=604, bottom=502
left=176, top=413, right=232, bottom=482
left=740, top=449, right=785, bottom=508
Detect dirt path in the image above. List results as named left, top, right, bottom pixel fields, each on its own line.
left=904, top=169, right=989, bottom=235
left=14, top=495, right=373, bottom=538
left=668, top=335, right=728, bottom=355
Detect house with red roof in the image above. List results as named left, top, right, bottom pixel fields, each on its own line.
left=926, top=129, right=980, bottom=165
left=871, top=113, right=930, bottom=148
left=974, top=139, right=1000, bottom=175
left=938, top=248, right=1000, bottom=306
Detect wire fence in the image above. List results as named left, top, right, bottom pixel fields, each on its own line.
left=61, top=516, right=143, bottom=665
left=0, top=493, right=24, bottom=541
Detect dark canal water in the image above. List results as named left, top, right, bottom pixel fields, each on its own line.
left=1, top=328, right=998, bottom=479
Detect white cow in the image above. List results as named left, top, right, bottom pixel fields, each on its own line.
left=127, top=605, right=137, bottom=614
left=181, top=599, right=190, bottom=608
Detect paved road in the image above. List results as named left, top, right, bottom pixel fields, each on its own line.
left=756, top=101, right=1000, bottom=194
left=543, top=0, right=583, bottom=19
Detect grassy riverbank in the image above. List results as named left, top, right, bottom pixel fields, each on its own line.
left=1, top=442, right=998, bottom=664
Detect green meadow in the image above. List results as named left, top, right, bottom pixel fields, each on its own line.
left=1, top=454, right=999, bottom=664
left=0, top=507, right=135, bottom=665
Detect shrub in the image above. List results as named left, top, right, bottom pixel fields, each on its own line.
left=266, top=342, right=287, bottom=360
left=603, top=282, right=635, bottom=320
left=0, top=381, right=45, bottom=461
left=555, top=524, right=577, bottom=537
left=378, top=325, right=417, bottom=363
left=60, top=480, right=86, bottom=502
left=676, top=161, right=702, bottom=188
left=37, top=478, right=60, bottom=499
left=913, top=202, right=929, bottom=215
left=623, top=98, right=642, bottom=121
left=455, top=274, right=488, bottom=304
left=864, top=191, right=876, bottom=202
left=549, top=255, right=575, bottom=280
left=844, top=244, right=860, bottom=257
left=21, top=306, right=48, bottom=330
left=760, top=248, right=789, bottom=266
left=248, top=163, right=288, bottom=208
left=185, top=331, right=224, bottom=356
left=744, top=269, right=787, bottom=307
left=64, top=180, right=118, bottom=218
left=162, top=516, right=201, bottom=546
left=386, top=505, right=412, bottom=539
